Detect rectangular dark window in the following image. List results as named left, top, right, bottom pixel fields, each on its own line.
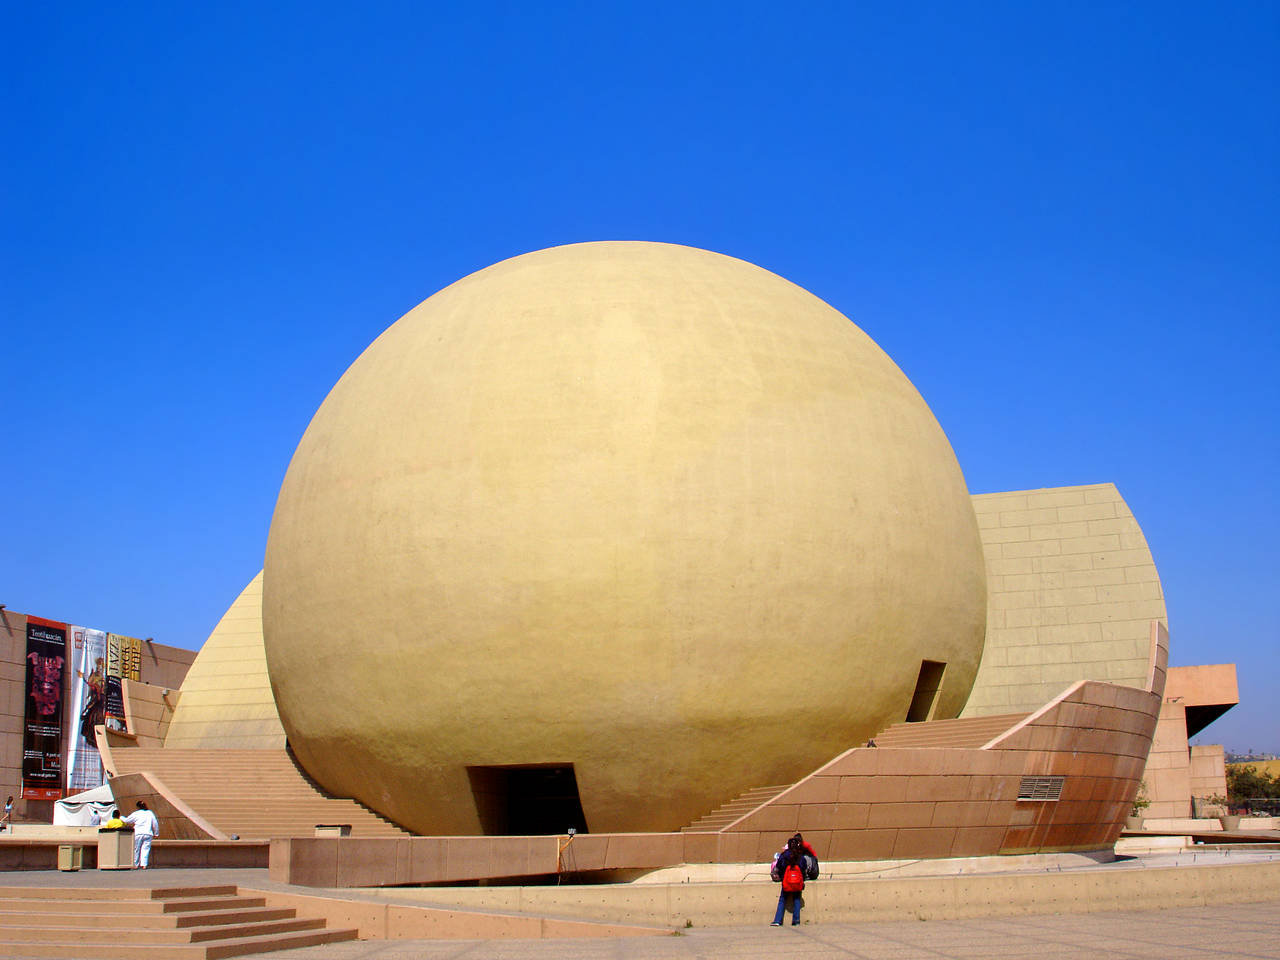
left=905, top=659, right=947, bottom=722
left=467, top=764, right=589, bottom=835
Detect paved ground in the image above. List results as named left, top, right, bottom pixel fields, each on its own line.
left=261, top=901, right=1280, bottom=959
left=6, top=853, right=1280, bottom=958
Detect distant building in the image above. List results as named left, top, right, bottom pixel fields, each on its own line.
left=0, top=610, right=194, bottom=823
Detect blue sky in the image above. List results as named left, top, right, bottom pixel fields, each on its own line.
left=4, top=2, right=1276, bottom=752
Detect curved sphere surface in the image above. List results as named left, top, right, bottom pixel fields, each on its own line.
left=263, top=242, right=987, bottom=835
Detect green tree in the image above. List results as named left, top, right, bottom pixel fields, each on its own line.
left=1226, top=764, right=1280, bottom=801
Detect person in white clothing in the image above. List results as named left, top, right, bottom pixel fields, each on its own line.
left=123, top=801, right=159, bottom=868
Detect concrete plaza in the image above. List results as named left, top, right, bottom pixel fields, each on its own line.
left=264, top=900, right=1280, bottom=959
left=7, top=849, right=1278, bottom=958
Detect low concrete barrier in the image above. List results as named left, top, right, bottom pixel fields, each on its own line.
left=0, top=838, right=267, bottom=870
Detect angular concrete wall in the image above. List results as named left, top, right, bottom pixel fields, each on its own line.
left=1145, top=664, right=1238, bottom=818
left=120, top=679, right=178, bottom=746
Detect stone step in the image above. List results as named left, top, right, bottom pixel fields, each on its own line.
left=184, top=813, right=396, bottom=823
left=683, top=783, right=792, bottom=830
left=0, top=886, right=238, bottom=902
left=0, top=917, right=324, bottom=945
left=873, top=742, right=970, bottom=749
left=181, top=806, right=396, bottom=817
left=0, top=926, right=356, bottom=960
left=0, top=884, right=360, bottom=960
left=0, top=896, right=268, bottom=915
left=872, top=714, right=1027, bottom=749
left=0, top=907, right=298, bottom=929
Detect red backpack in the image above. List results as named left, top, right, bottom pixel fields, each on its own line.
left=782, top=862, right=805, bottom=892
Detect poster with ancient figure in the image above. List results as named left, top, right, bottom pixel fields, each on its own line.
left=23, top=616, right=67, bottom=799
left=67, top=627, right=108, bottom=792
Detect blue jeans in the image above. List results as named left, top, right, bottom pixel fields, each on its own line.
left=773, top=890, right=801, bottom=924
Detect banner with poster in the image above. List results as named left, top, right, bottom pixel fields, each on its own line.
left=104, top=632, right=139, bottom=732
left=106, top=632, right=142, bottom=682
left=67, top=627, right=109, bottom=793
left=23, top=616, right=68, bottom=800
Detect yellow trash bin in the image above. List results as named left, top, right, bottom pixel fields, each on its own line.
left=57, top=844, right=83, bottom=871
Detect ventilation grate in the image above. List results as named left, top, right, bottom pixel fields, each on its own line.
left=1017, top=776, right=1065, bottom=801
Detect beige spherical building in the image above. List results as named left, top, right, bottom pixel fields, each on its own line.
left=262, top=241, right=987, bottom=836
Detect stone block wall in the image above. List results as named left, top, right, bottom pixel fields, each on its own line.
left=964, top=483, right=1167, bottom=718
left=1189, top=745, right=1227, bottom=804
left=0, top=610, right=28, bottom=818
left=722, top=680, right=1158, bottom=860
left=1144, top=701, right=1192, bottom=819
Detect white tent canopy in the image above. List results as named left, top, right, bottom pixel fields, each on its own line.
left=53, top=784, right=116, bottom=826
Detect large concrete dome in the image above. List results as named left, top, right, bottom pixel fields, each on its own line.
left=263, top=241, right=986, bottom=836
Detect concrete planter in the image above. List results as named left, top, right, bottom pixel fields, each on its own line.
left=1219, top=815, right=1242, bottom=832
left=1124, top=816, right=1145, bottom=831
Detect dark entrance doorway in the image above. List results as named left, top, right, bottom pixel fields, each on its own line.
left=467, top=764, right=589, bottom=836
left=905, top=659, right=947, bottom=722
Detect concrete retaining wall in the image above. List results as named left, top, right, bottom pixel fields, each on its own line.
left=388, top=858, right=1280, bottom=928
left=0, top=838, right=267, bottom=870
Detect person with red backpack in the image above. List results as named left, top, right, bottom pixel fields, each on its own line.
left=776, top=832, right=819, bottom=871
left=769, top=835, right=807, bottom=926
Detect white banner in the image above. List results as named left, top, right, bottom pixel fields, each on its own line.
left=67, top=627, right=108, bottom=793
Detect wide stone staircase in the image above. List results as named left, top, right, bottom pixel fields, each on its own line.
left=870, top=713, right=1028, bottom=749
left=0, top=884, right=357, bottom=959
left=109, top=748, right=411, bottom=839
left=681, top=713, right=1031, bottom=831
left=682, top=785, right=791, bottom=831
